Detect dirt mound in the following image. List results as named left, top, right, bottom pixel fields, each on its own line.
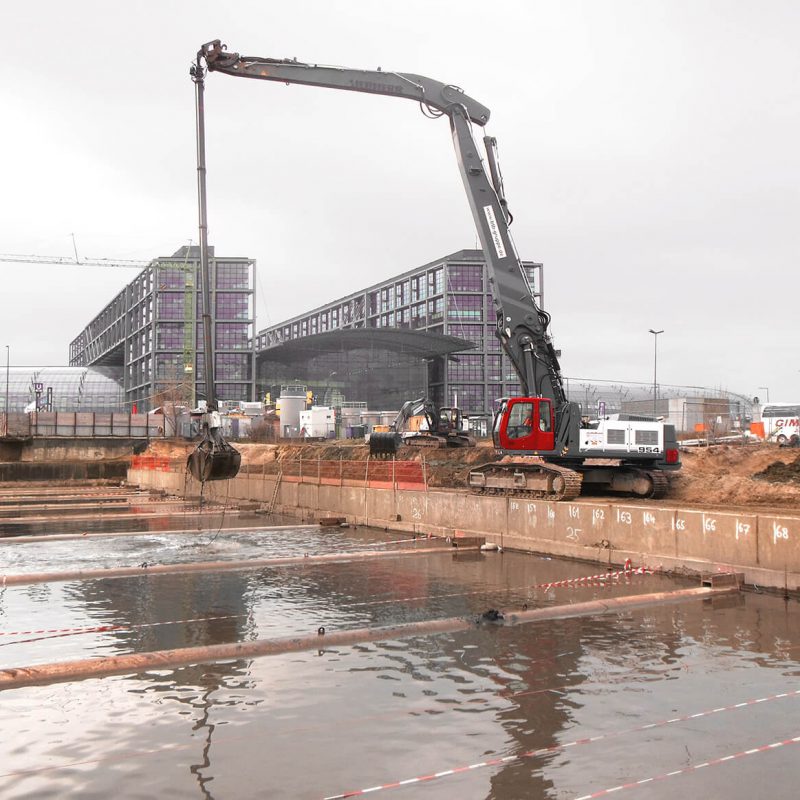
left=753, top=455, right=800, bottom=486
left=145, top=439, right=194, bottom=460
left=668, top=444, right=800, bottom=507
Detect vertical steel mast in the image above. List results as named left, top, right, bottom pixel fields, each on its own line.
left=186, top=54, right=241, bottom=482
left=191, top=55, right=217, bottom=412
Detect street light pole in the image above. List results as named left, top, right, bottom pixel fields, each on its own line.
left=648, top=329, right=663, bottom=417
left=4, top=345, right=9, bottom=438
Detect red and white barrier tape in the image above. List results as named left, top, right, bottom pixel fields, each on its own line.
left=322, top=689, right=800, bottom=799
left=0, top=563, right=644, bottom=642
left=345, top=565, right=654, bottom=611
left=0, top=624, right=122, bottom=638
left=352, top=537, right=425, bottom=549
left=534, top=564, right=651, bottom=591
left=0, top=613, right=246, bottom=643
left=574, top=734, right=800, bottom=799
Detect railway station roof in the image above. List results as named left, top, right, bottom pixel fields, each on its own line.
left=257, top=328, right=475, bottom=363
left=0, top=366, right=125, bottom=413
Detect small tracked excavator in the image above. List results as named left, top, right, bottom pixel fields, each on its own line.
left=369, top=398, right=475, bottom=457
left=194, top=39, right=680, bottom=500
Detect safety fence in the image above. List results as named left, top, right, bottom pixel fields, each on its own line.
left=132, top=457, right=428, bottom=489
left=130, top=456, right=174, bottom=472
left=241, top=459, right=427, bottom=490
left=1, top=412, right=166, bottom=439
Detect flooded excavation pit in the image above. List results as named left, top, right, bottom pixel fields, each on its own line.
left=0, top=499, right=798, bottom=798
left=0, top=484, right=267, bottom=538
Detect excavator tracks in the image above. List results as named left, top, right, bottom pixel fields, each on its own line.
left=469, top=461, right=583, bottom=502
left=644, top=470, right=670, bottom=499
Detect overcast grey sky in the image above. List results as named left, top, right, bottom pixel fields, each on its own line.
left=2, top=1, right=798, bottom=400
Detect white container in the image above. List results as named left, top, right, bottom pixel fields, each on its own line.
left=299, top=406, right=336, bottom=438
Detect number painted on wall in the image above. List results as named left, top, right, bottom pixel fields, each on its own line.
left=735, top=519, right=751, bottom=540
left=672, top=517, right=687, bottom=531
left=773, top=522, right=789, bottom=543
left=566, top=526, right=581, bottom=541
left=642, top=511, right=656, bottom=527
left=617, top=510, right=632, bottom=525
left=592, top=508, right=605, bottom=525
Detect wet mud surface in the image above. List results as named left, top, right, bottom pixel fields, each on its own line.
left=755, top=454, right=800, bottom=485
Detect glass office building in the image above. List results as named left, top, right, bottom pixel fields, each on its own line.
left=70, top=246, right=256, bottom=411
left=255, top=249, right=542, bottom=416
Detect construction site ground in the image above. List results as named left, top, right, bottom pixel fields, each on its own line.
left=145, top=439, right=800, bottom=514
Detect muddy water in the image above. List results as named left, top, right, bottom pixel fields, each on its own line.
left=0, top=510, right=271, bottom=538
left=0, top=524, right=798, bottom=799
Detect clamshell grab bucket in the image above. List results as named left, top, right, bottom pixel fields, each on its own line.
left=187, top=439, right=242, bottom=482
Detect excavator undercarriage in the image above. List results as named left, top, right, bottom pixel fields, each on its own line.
left=469, top=459, right=669, bottom=501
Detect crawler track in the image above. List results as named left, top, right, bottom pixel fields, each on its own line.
left=645, top=469, right=670, bottom=499
left=470, top=462, right=583, bottom=501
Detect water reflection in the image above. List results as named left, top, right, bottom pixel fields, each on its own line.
left=0, top=530, right=799, bottom=797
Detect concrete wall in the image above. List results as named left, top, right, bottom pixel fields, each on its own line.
left=0, top=461, right=129, bottom=482
left=128, top=467, right=800, bottom=593
left=20, top=437, right=143, bottom=462
left=0, top=437, right=144, bottom=463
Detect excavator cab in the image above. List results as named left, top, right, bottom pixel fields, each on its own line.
left=438, top=407, right=463, bottom=434
left=494, top=397, right=555, bottom=453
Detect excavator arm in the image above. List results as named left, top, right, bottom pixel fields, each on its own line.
left=200, top=40, right=490, bottom=125
left=448, top=110, right=566, bottom=405
left=197, top=40, right=565, bottom=404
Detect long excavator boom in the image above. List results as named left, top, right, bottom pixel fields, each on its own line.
left=200, top=40, right=490, bottom=125
left=197, top=40, right=562, bottom=405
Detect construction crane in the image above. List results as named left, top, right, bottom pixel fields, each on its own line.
left=1, top=250, right=197, bottom=410
left=0, top=253, right=151, bottom=269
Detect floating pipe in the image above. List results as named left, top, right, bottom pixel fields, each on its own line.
left=0, top=509, right=249, bottom=527
left=0, top=544, right=469, bottom=587
left=0, top=586, right=735, bottom=691
left=0, top=524, right=312, bottom=546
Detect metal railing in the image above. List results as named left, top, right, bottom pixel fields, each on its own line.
left=1, top=412, right=167, bottom=439
left=239, top=458, right=426, bottom=488
left=135, top=456, right=428, bottom=490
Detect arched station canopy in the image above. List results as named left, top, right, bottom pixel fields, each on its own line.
left=257, top=328, right=475, bottom=364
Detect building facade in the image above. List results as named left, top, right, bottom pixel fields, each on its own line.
left=255, top=249, right=542, bottom=416
left=70, top=246, right=256, bottom=411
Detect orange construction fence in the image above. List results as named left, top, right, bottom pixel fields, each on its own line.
left=245, top=459, right=426, bottom=489
left=130, top=455, right=173, bottom=472
left=130, top=457, right=427, bottom=489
